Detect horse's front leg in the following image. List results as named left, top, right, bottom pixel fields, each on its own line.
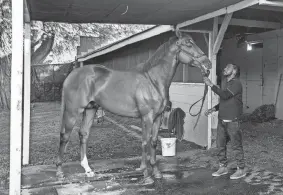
left=140, top=113, right=154, bottom=185
left=150, top=115, right=162, bottom=178
left=79, top=108, right=96, bottom=177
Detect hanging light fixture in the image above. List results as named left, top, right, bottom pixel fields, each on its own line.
left=247, top=43, right=252, bottom=51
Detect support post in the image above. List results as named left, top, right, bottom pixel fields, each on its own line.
left=23, top=22, right=31, bottom=165
left=212, top=17, right=218, bottom=85
left=213, top=13, right=233, bottom=55
left=80, top=61, right=84, bottom=67
left=207, top=32, right=213, bottom=149
left=207, top=17, right=218, bottom=149
left=10, top=0, right=24, bottom=194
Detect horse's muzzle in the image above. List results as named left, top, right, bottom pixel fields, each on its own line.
left=202, top=57, right=212, bottom=70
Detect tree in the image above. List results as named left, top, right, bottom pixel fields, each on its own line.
left=0, top=0, right=152, bottom=110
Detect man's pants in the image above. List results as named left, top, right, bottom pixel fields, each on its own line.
left=216, top=119, right=245, bottom=169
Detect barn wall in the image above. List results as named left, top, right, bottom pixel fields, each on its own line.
left=83, top=31, right=210, bottom=146
left=84, top=31, right=208, bottom=83
left=220, top=29, right=283, bottom=119
left=170, top=83, right=208, bottom=146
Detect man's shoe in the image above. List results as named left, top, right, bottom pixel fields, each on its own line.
left=212, top=165, right=229, bottom=177
left=230, top=167, right=246, bottom=179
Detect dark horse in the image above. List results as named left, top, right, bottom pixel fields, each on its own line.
left=56, top=32, right=212, bottom=184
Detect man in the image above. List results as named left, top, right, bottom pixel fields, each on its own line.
left=203, top=63, right=246, bottom=180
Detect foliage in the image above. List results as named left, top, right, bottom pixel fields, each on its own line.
left=0, top=0, right=152, bottom=109
left=0, top=0, right=12, bottom=57
left=1, top=0, right=152, bottom=63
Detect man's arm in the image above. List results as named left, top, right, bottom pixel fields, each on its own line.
left=203, top=77, right=241, bottom=100
left=213, top=103, right=219, bottom=111
left=211, top=85, right=234, bottom=100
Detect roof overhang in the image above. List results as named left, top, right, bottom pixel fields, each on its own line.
left=26, top=0, right=245, bottom=24
left=25, top=0, right=283, bottom=62
left=26, top=0, right=283, bottom=25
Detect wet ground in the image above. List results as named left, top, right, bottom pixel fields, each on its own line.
left=14, top=154, right=283, bottom=195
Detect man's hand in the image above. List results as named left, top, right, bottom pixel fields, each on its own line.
left=203, top=77, right=213, bottom=87
left=204, top=108, right=216, bottom=116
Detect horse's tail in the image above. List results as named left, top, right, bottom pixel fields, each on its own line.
left=59, top=88, right=66, bottom=133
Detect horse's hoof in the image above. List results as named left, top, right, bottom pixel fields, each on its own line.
left=139, top=177, right=154, bottom=186
left=85, top=171, right=95, bottom=177
left=153, top=171, right=163, bottom=179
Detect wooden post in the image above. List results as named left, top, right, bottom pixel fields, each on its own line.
left=53, top=65, right=55, bottom=101
left=211, top=17, right=219, bottom=111
left=10, top=0, right=24, bottom=193
left=207, top=17, right=219, bottom=149
left=213, top=13, right=233, bottom=55
left=23, top=22, right=31, bottom=165
left=207, top=32, right=213, bottom=149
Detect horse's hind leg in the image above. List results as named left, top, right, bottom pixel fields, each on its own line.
left=140, top=113, right=154, bottom=185
left=79, top=108, right=96, bottom=177
left=56, top=111, right=77, bottom=178
left=150, top=115, right=162, bottom=179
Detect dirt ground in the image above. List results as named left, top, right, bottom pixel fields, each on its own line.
left=0, top=102, right=143, bottom=182
left=0, top=102, right=283, bottom=188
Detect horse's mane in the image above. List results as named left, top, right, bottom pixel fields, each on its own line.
left=136, top=36, right=178, bottom=72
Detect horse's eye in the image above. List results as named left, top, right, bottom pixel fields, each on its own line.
left=186, top=40, right=190, bottom=44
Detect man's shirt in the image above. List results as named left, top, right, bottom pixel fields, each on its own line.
left=212, top=77, right=243, bottom=120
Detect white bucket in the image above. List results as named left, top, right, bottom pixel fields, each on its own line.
left=161, top=138, right=177, bottom=157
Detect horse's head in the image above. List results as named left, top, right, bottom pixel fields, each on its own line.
left=174, top=31, right=212, bottom=76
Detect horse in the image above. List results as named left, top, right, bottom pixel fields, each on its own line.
left=56, top=32, right=212, bottom=185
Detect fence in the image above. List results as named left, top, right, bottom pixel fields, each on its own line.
left=31, top=63, right=75, bottom=102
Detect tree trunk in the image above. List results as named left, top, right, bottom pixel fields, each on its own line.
left=31, top=33, right=55, bottom=65
left=0, top=55, right=11, bottom=110
left=0, top=33, right=55, bottom=110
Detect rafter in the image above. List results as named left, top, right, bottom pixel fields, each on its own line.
left=219, top=17, right=281, bottom=29
left=213, top=13, right=233, bottom=55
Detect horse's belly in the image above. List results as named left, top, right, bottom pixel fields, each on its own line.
left=92, top=71, right=142, bottom=117
left=95, top=91, right=140, bottom=117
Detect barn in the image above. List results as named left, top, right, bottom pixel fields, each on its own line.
left=75, top=21, right=283, bottom=148
left=10, top=0, right=283, bottom=194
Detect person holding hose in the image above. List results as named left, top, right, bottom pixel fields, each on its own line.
left=203, top=63, right=246, bottom=180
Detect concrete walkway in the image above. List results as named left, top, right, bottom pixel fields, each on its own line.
left=17, top=151, right=283, bottom=195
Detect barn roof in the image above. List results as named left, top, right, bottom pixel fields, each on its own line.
left=25, top=0, right=283, bottom=62
left=26, top=0, right=244, bottom=24
left=26, top=0, right=283, bottom=25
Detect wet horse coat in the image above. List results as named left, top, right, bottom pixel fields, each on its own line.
left=56, top=33, right=212, bottom=184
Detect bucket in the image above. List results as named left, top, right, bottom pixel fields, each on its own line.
left=161, top=138, right=177, bottom=157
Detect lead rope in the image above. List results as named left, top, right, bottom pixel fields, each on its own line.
left=189, top=84, right=208, bottom=130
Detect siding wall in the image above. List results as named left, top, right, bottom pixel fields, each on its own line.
left=85, top=31, right=208, bottom=83
left=170, top=83, right=208, bottom=146
left=220, top=29, right=283, bottom=119
left=84, top=31, right=210, bottom=146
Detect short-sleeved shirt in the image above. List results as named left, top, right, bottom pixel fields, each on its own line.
left=218, top=77, right=243, bottom=120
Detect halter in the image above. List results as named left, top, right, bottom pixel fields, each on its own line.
left=175, top=39, right=210, bottom=77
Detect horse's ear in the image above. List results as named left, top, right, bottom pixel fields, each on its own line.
left=176, top=29, right=182, bottom=38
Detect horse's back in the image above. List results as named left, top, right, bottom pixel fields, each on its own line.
left=62, top=64, right=143, bottom=116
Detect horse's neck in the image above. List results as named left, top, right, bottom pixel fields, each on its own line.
left=146, top=53, right=179, bottom=96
